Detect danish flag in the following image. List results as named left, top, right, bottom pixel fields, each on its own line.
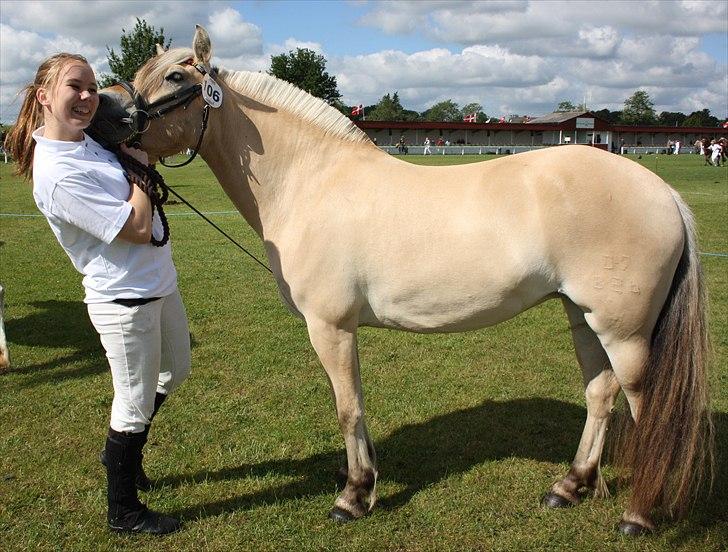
left=463, top=112, right=477, bottom=123
left=351, top=104, right=363, bottom=116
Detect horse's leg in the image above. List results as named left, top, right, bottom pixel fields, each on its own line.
left=306, top=316, right=377, bottom=522
left=0, top=284, right=9, bottom=373
left=543, top=298, right=620, bottom=508
left=597, top=336, right=656, bottom=534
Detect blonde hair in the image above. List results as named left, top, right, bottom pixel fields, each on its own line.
left=3, top=53, right=90, bottom=179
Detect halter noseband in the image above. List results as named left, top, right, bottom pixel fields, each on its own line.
left=120, top=63, right=214, bottom=167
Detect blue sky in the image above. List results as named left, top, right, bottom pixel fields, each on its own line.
left=241, top=1, right=728, bottom=62
left=1, top=1, right=726, bottom=122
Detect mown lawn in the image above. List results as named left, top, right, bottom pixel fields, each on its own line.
left=0, top=151, right=726, bottom=551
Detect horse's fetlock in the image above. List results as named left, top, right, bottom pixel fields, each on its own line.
left=352, top=468, right=376, bottom=493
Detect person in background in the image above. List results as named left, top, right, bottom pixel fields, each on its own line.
left=709, top=139, right=723, bottom=166
left=3, top=53, right=191, bottom=536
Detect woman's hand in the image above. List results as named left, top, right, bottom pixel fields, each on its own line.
left=120, top=144, right=149, bottom=166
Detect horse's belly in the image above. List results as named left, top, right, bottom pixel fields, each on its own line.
left=360, top=272, right=556, bottom=333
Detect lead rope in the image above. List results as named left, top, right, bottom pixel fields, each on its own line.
left=116, top=150, right=272, bottom=273
left=117, top=151, right=170, bottom=247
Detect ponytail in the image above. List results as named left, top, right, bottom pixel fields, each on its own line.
left=3, top=53, right=89, bottom=180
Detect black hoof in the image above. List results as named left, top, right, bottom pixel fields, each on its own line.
left=541, top=492, right=574, bottom=508
left=618, top=520, right=652, bottom=537
left=328, top=506, right=356, bottom=523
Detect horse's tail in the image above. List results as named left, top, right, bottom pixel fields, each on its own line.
left=616, top=189, right=714, bottom=518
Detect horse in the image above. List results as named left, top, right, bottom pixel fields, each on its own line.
left=92, top=25, right=713, bottom=535
left=0, top=284, right=10, bottom=373
left=701, top=138, right=712, bottom=165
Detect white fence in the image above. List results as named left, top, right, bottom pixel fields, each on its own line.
left=379, top=145, right=551, bottom=156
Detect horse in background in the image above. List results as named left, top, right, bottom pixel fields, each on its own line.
left=91, top=25, right=713, bottom=536
left=700, top=138, right=712, bottom=165
left=0, top=284, right=10, bottom=373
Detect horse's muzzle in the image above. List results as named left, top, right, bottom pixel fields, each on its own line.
left=86, top=92, right=139, bottom=148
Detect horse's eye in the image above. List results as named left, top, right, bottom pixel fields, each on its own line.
left=166, top=72, right=184, bottom=83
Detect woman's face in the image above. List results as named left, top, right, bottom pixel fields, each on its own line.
left=38, top=61, right=99, bottom=140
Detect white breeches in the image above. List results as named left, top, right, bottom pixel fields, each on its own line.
left=88, top=289, right=191, bottom=433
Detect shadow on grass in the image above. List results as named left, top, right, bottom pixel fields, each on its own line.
left=4, top=300, right=106, bottom=384
left=5, top=299, right=199, bottom=386
left=167, top=398, right=581, bottom=517
left=165, top=400, right=727, bottom=536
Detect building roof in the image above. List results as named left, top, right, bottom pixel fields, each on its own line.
left=527, top=110, right=593, bottom=124
left=354, top=119, right=725, bottom=135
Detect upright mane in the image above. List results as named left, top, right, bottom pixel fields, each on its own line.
left=135, top=47, right=371, bottom=144
left=218, top=68, right=370, bottom=144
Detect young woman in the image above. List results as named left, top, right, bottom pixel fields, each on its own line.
left=4, top=53, right=190, bottom=535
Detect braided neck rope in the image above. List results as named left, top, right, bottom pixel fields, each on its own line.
left=117, top=151, right=170, bottom=247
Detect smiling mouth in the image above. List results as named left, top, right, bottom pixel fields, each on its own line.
left=72, top=106, right=91, bottom=115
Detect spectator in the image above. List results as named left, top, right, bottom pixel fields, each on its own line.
left=709, top=140, right=723, bottom=166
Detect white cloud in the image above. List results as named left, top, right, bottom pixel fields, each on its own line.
left=350, top=0, right=726, bottom=116
left=207, top=7, right=263, bottom=58
left=0, top=0, right=725, bottom=122
left=332, top=45, right=554, bottom=114
left=0, top=1, right=264, bottom=121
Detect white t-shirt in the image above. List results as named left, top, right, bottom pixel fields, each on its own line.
left=32, top=127, right=177, bottom=303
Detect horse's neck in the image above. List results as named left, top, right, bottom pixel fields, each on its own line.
left=201, top=101, right=354, bottom=238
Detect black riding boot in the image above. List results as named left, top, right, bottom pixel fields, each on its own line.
left=101, top=392, right=167, bottom=491
left=105, top=428, right=181, bottom=534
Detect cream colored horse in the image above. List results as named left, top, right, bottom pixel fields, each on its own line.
left=96, top=26, right=712, bottom=535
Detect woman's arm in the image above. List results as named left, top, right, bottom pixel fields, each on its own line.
left=117, top=182, right=153, bottom=244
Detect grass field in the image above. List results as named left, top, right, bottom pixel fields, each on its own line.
left=0, top=152, right=726, bottom=551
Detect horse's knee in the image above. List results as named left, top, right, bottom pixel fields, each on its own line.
left=336, top=402, right=363, bottom=433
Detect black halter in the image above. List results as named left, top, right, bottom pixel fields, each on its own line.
left=119, top=63, right=213, bottom=167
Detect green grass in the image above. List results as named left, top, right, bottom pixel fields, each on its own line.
left=0, top=152, right=726, bottom=551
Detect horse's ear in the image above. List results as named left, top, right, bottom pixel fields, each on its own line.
left=193, top=25, right=212, bottom=66
left=155, top=43, right=166, bottom=56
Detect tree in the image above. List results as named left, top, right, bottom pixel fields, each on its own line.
left=682, top=109, right=719, bottom=128
left=658, top=111, right=687, bottom=126
left=555, top=100, right=587, bottom=112
left=368, top=92, right=406, bottom=121
left=592, top=108, right=622, bottom=123
left=269, top=48, right=341, bottom=104
left=461, top=102, right=488, bottom=122
left=620, top=90, right=657, bottom=125
left=422, top=100, right=461, bottom=122
left=99, top=18, right=171, bottom=87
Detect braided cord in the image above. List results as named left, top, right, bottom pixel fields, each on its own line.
left=117, top=152, right=170, bottom=247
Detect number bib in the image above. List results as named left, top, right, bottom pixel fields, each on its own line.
left=202, top=74, right=223, bottom=108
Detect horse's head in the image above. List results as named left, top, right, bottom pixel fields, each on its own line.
left=89, top=25, right=216, bottom=161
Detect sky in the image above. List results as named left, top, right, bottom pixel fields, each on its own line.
left=1, top=0, right=726, bottom=123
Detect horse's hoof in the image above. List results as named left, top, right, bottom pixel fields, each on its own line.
left=617, top=520, right=652, bottom=537
left=328, top=506, right=356, bottom=523
left=541, top=492, right=574, bottom=508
